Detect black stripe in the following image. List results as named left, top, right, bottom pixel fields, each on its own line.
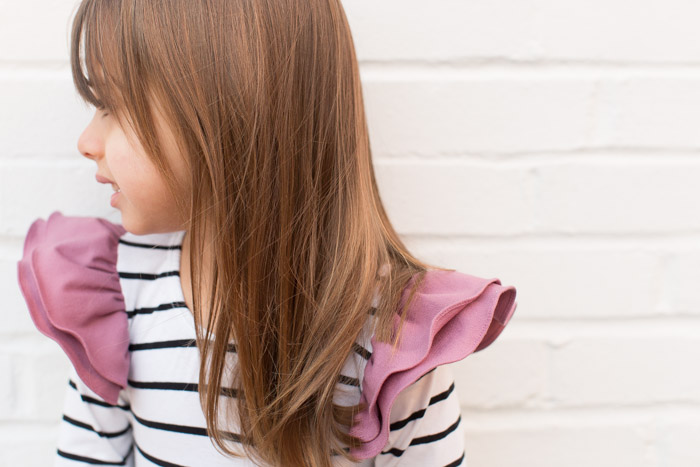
left=352, top=342, right=372, bottom=360
left=127, top=379, right=238, bottom=398
left=119, top=270, right=180, bottom=280
left=119, top=238, right=181, bottom=250
left=390, top=382, right=455, bottom=430
left=131, top=410, right=208, bottom=436
left=57, top=445, right=133, bottom=466
left=129, top=339, right=237, bottom=353
left=410, top=414, right=461, bottom=446
left=380, top=447, right=405, bottom=457
left=415, top=366, right=437, bottom=383
left=62, top=414, right=132, bottom=438
left=390, top=407, right=427, bottom=431
left=380, top=415, right=462, bottom=457
left=126, top=301, right=187, bottom=318
left=444, top=450, right=466, bottom=467
left=128, top=380, right=198, bottom=392
left=134, top=441, right=187, bottom=467
left=129, top=339, right=196, bottom=351
left=131, top=409, right=241, bottom=442
left=68, top=379, right=131, bottom=411
left=428, top=381, right=455, bottom=405
left=337, top=374, right=360, bottom=387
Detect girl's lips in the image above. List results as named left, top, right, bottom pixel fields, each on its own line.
left=110, top=191, right=121, bottom=207
left=96, top=174, right=121, bottom=193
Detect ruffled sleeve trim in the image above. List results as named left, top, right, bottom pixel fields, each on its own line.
left=349, top=268, right=518, bottom=459
left=17, top=211, right=128, bottom=405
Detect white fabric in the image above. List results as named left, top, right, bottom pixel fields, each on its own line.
left=54, top=231, right=466, bottom=467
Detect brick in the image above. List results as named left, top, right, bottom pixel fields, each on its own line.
left=374, top=161, right=534, bottom=235
left=0, top=0, right=78, bottom=62
left=660, top=414, right=700, bottom=467
left=449, top=340, right=548, bottom=409
left=0, top=245, right=39, bottom=335
left=534, top=162, right=700, bottom=233
left=345, top=0, right=700, bottom=64
left=462, top=413, right=655, bottom=467
left=8, top=341, right=70, bottom=422
left=410, top=243, right=659, bottom=318
left=0, top=161, right=122, bottom=236
left=0, top=73, right=91, bottom=159
left=658, top=251, right=700, bottom=314
left=0, top=424, right=58, bottom=466
left=551, top=337, right=700, bottom=406
left=363, top=78, right=595, bottom=155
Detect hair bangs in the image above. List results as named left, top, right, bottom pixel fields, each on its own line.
left=70, top=0, right=129, bottom=118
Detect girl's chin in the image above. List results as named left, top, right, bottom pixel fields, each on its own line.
left=118, top=211, right=150, bottom=237
left=123, top=224, right=154, bottom=237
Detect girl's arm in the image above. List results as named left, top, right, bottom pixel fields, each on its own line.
left=373, top=364, right=466, bottom=466
left=54, top=365, right=134, bottom=467
left=14, top=212, right=133, bottom=465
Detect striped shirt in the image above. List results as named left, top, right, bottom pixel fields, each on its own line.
left=55, top=230, right=467, bottom=466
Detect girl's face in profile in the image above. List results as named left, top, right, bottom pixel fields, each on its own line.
left=77, top=98, right=189, bottom=235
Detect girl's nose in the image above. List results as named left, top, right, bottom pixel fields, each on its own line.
left=77, top=113, right=103, bottom=161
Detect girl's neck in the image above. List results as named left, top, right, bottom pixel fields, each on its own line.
left=180, top=230, right=213, bottom=323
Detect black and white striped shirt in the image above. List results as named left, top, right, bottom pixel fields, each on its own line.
left=55, top=230, right=467, bottom=466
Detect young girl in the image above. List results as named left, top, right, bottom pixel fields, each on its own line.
left=17, top=1, right=518, bottom=466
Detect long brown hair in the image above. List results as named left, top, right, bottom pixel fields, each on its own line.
left=70, top=0, right=450, bottom=464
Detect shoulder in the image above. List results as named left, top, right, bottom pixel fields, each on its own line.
left=16, top=211, right=129, bottom=405
left=349, top=268, right=518, bottom=459
left=376, top=363, right=465, bottom=464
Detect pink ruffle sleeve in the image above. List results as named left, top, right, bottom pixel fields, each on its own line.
left=16, top=211, right=128, bottom=405
left=349, top=268, right=518, bottom=459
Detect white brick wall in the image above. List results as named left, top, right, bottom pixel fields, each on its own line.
left=1, top=0, right=699, bottom=465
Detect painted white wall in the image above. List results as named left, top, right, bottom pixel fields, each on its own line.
left=1, top=0, right=699, bottom=465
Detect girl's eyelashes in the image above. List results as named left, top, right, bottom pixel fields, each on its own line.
left=96, top=104, right=109, bottom=118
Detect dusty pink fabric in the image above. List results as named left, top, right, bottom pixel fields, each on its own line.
left=17, top=211, right=128, bottom=405
left=349, top=269, right=518, bottom=459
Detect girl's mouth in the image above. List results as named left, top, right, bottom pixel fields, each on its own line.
left=110, top=190, right=121, bottom=207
